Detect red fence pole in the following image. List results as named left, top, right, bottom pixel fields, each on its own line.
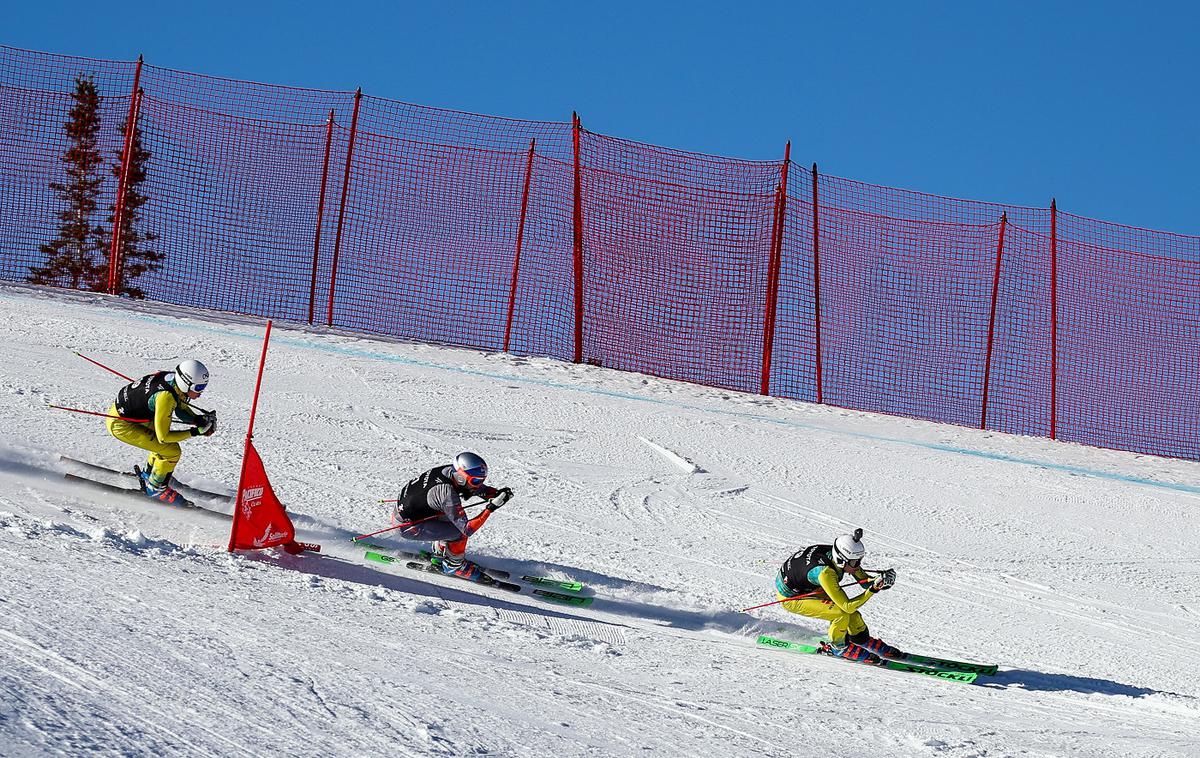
left=572, top=113, right=584, bottom=364
left=811, top=163, right=824, bottom=404
left=327, top=88, right=362, bottom=328
left=115, top=87, right=144, bottom=293
left=980, top=213, right=1007, bottom=429
left=1049, top=198, right=1058, bottom=440
left=760, top=142, right=791, bottom=395
left=309, top=110, right=334, bottom=325
left=504, top=139, right=536, bottom=353
left=107, top=55, right=144, bottom=295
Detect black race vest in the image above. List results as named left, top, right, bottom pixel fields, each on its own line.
left=778, top=544, right=835, bottom=594
left=115, top=372, right=174, bottom=420
left=397, top=466, right=457, bottom=521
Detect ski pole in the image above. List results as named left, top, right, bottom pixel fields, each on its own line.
left=48, top=404, right=149, bottom=423
left=351, top=501, right=489, bottom=541
left=73, top=351, right=214, bottom=416
left=740, top=575, right=878, bottom=613
left=73, top=351, right=134, bottom=382
left=351, top=519, right=435, bottom=541
left=740, top=590, right=824, bottom=612
left=375, top=497, right=491, bottom=504
left=376, top=495, right=490, bottom=505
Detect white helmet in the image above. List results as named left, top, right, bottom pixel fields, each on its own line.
left=173, top=359, right=210, bottom=395
left=831, top=528, right=866, bottom=568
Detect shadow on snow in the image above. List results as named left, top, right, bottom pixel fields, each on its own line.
left=244, top=548, right=625, bottom=629
left=981, top=668, right=1193, bottom=698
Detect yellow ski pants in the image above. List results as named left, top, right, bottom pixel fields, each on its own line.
left=105, top=404, right=181, bottom=485
left=777, top=594, right=868, bottom=645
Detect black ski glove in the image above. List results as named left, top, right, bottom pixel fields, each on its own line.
left=486, top=487, right=514, bottom=511
left=870, top=568, right=896, bottom=592
left=192, top=410, right=217, bottom=437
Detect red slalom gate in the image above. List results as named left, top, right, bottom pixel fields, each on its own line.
left=228, top=321, right=318, bottom=555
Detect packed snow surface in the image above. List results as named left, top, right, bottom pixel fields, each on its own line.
left=1, top=284, right=1198, bottom=757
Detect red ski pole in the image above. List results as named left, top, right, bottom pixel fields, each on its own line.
left=375, top=497, right=493, bottom=504
left=740, top=576, right=878, bottom=613
left=740, top=590, right=824, bottom=612
left=375, top=496, right=490, bottom=506
left=351, top=517, right=439, bottom=542
left=49, top=404, right=149, bottom=423
left=73, top=351, right=133, bottom=382
left=74, top=351, right=214, bottom=416
left=352, top=501, right=489, bottom=541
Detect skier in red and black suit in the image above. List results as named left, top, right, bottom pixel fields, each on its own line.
left=391, top=452, right=513, bottom=579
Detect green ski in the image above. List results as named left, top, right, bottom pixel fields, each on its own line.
left=532, top=589, right=593, bottom=607
left=895, top=651, right=996, bottom=676
left=755, top=634, right=995, bottom=675
left=521, top=575, right=584, bottom=594
left=756, top=635, right=980, bottom=684
left=364, top=551, right=594, bottom=607
left=353, top=539, right=589, bottom=593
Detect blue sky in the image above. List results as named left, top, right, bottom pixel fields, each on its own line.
left=9, top=1, right=1199, bottom=234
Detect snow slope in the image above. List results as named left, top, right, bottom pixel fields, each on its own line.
left=1, top=283, right=1198, bottom=757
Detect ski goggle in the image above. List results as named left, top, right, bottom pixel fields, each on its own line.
left=457, top=465, right=486, bottom=488
left=833, top=549, right=862, bottom=568
left=176, top=372, right=207, bottom=394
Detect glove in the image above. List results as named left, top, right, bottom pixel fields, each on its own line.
left=192, top=410, right=217, bottom=437
left=870, top=568, right=896, bottom=592
left=486, top=487, right=514, bottom=512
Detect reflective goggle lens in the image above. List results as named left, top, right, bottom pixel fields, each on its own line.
left=460, top=466, right=486, bottom=487
left=191, top=382, right=208, bottom=393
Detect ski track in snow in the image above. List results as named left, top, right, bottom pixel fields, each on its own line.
left=1, top=285, right=1200, bottom=757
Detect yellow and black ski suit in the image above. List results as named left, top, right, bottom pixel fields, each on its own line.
left=775, top=543, right=877, bottom=645
left=106, top=372, right=205, bottom=487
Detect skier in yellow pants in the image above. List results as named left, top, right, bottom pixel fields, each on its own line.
left=106, top=359, right=216, bottom=505
left=775, top=529, right=899, bottom=664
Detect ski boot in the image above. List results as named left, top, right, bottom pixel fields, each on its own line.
left=848, top=630, right=906, bottom=660
left=433, top=555, right=486, bottom=582
left=135, top=465, right=187, bottom=506
left=429, top=543, right=486, bottom=581
left=820, top=638, right=884, bottom=665
left=860, top=635, right=906, bottom=660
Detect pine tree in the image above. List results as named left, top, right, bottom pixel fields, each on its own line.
left=108, top=89, right=160, bottom=299
left=29, top=74, right=109, bottom=291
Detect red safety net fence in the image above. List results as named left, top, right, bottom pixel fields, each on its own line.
left=578, top=131, right=782, bottom=390
left=2, top=44, right=1199, bottom=461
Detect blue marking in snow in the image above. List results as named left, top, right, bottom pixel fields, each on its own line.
left=35, top=299, right=1200, bottom=498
